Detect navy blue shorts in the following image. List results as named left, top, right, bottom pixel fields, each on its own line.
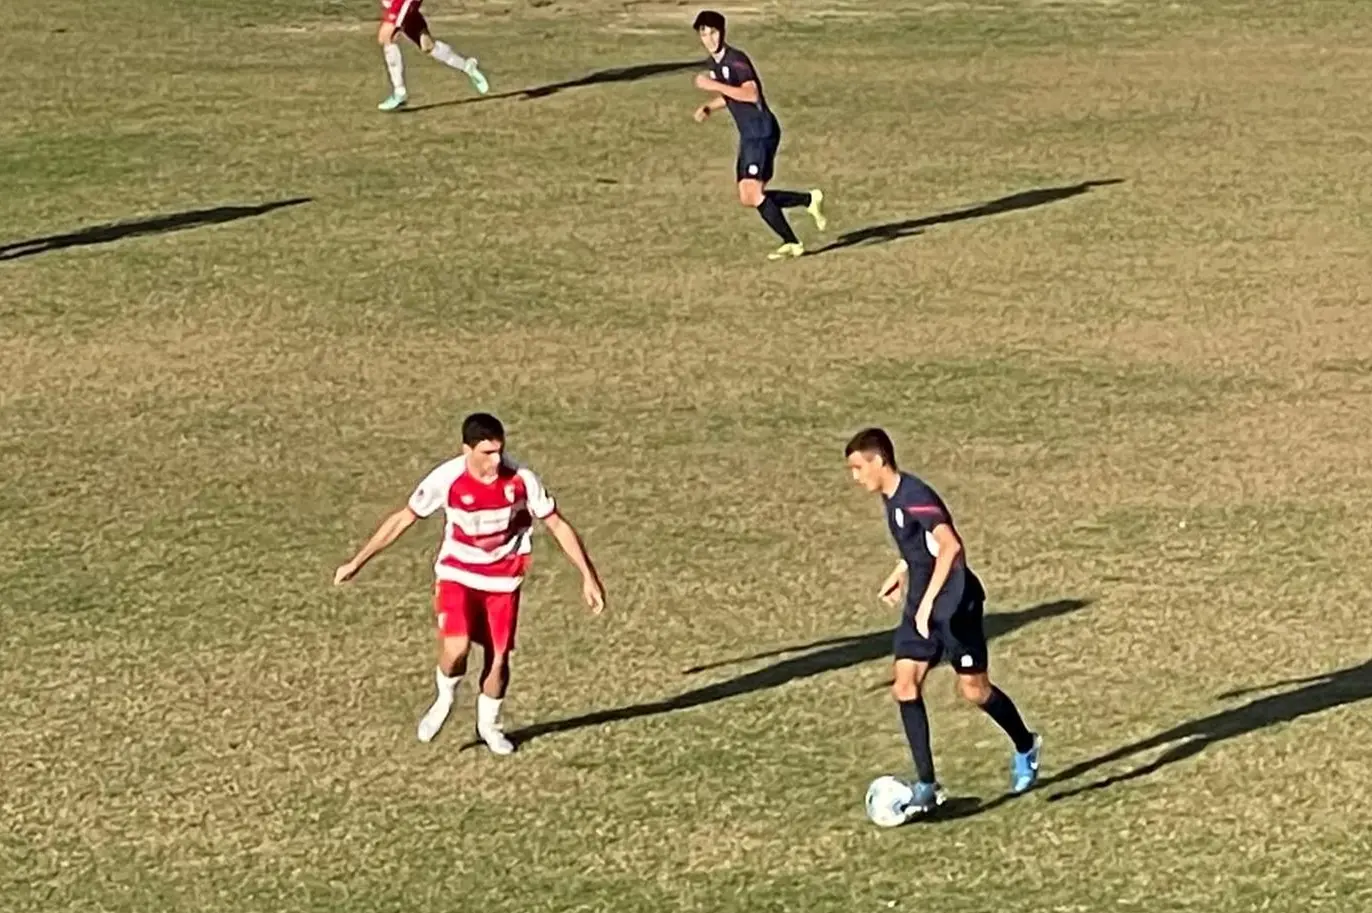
left=736, top=131, right=780, bottom=183
left=893, top=573, right=989, bottom=673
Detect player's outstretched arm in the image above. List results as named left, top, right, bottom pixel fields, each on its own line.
left=334, top=507, right=419, bottom=585
left=542, top=512, right=606, bottom=614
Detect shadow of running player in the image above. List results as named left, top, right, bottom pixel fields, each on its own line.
left=1044, top=657, right=1372, bottom=801
left=808, top=178, right=1123, bottom=255
left=402, top=59, right=703, bottom=112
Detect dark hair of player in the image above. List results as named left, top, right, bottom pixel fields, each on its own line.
left=461, top=412, right=506, bottom=446
left=692, top=10, right=726, bottom=36
left=844, top=427, right=898, bottom=468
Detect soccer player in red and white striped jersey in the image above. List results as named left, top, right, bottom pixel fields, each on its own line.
left=375, top=0, right=489, bottom=112
left=334, top=413, right=605, bottom=753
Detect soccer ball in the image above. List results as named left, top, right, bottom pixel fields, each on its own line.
left=865, top=775, right=916, bottom=828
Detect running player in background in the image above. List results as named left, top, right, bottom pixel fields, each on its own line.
left=334, top=413, right=605, bottom=753
left=691, top=9, right=826, bottom=260
left=376, top=0, right=490, bottom=112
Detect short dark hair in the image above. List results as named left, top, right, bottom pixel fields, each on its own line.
left=844, top=427, right=897, bottom=468
left=693, top=9, right=726, bottom=33
left=461, top=412, right=505, bottom=447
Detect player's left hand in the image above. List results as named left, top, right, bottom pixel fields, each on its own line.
left=333, top=561, right=360, bottom=586
left=583, top=576, right=606, bottom=615
left=694, top=72, right=717, bottom=92
left=878, top=570, right=905, bottom=606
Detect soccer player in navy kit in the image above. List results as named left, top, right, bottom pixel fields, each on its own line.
left=691, top=10, right=827, bottom=260
left=845, top=428, right=1042, bottom=815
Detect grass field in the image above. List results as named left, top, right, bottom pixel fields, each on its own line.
left=5, top=0, right=1372, bottom=910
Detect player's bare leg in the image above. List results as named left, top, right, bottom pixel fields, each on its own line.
left=418, top=633, right=469, bottom=742
left=738, top=179, right=767, bottom=209
left=475, top=648, right=514, bottom=755
left=377, top=22, right=409, bottom=111
left=955, top=671, right=1041, bottom=793
left=416, top=29, right=489, bottom=95
left=742, top=179, right=806, bottom=260
left=893, top=658, right=944, bottom=812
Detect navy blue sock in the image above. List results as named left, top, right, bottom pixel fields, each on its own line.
left=766, top=189, right=811, bottom=209
left=981, top=686, right=1034, bottom=753
left=756, top=197, right=799, bottom=244
left=898, top=698, right=936, bottom=784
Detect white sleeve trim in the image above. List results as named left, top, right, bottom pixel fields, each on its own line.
left=517, top=466, right=557, bottom=520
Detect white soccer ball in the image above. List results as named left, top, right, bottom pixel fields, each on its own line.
left=865, top=775, right=915, bottom=828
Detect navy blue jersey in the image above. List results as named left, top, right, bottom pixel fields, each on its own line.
left=710, top=46, right=779, bottom=140
left=882, top=472, right=970, bottom=599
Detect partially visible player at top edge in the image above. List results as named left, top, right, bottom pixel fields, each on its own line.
left=845, top=428, right=1043, bottom=817
left=690, top=10, right=827, bottom=261
left=334, top=412, right=605, bottom=754
left=376, top=0, right=490, bottom=112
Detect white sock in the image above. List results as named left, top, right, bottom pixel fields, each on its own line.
left=382, top=42, right=406, bottom=93
left=435, top=667, right=460, bottom=701
left=477, top=693, right=502, bottom=729
left=429, top=41, right=470, bottom=72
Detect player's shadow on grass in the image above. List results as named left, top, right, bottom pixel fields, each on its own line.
left=402, top=59, right=704, bottom=113
left=469, top=597, right=1090, bottom=752
left=810, top=178, right=1123, bottom=256
left=1044, top=657, right=1372, bottom=801
left=0, top=198, right=311, bottom=262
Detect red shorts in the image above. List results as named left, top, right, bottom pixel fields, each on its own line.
left=381, top=0, right=427, bottom=42
left=434, top=581, right=521, bottom=653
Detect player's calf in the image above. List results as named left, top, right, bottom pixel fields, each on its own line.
left=423, top=36, right=489, bottom=94
left=959, top=671, right=1041, bottom=789
left=476, top=650, right=515, bottom=755
left=892, top=659, right=937, bottom=787
left=377, top=26, right=409, bottom=111
left=959, top=673, right=1032, bottom=749
left=958, top=671, right=1031, bottom=744
left=417, top=635, right=470, bottom=743
left=479, top=648, right=511, bottom=698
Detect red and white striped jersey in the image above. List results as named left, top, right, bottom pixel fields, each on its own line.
left=407, top=455, right=557, bottom=593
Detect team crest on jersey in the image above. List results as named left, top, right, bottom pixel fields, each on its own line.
left=460, top=494, right=475, bottom=506
left=722, top=65, right=731, bottom=79
left=894, top=510, right=905, bottom=528
left=504, top=483, right=517, bottom=502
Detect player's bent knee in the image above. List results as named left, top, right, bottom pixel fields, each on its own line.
left=891, top=681, right=921, bottom=703
left=419, top=33, right=435, bottom=53
left=737, top=180, right=765, bottom=207
left=956, top=674, right=992, bottom=705
left=439, top=635, right=471, bottom=659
